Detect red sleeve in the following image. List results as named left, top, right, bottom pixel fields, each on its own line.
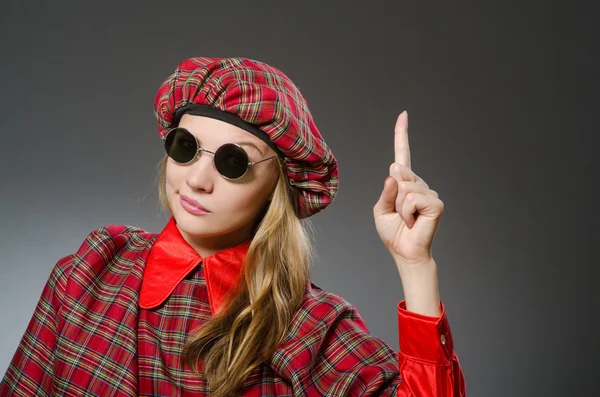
left=396, top=300, right=466, bottom=396
left=0, top=254, right=74, bottom=396
left=282, top=290, right=465, bottom=396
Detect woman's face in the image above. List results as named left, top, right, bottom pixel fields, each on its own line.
left=165, top=114, right=280, bottom=256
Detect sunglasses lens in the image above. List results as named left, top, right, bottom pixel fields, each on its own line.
left=214, top=144, right=249, bottom=179
left=165, top=128, right=197, bottom=163
left=165, top=130, right=250, bottom=179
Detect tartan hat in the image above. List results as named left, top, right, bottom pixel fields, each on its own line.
left=153, top=57, right=339, bottom=218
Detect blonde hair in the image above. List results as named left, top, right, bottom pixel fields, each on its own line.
left=156, top=154, right=315, bottom=396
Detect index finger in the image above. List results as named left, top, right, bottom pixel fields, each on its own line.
left=394, top=110, right=411, bottom=169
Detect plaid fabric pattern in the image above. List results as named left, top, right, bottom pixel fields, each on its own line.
left=153, top=57, right=339, bottom=218
left=1, top=224, right=465, bottom=396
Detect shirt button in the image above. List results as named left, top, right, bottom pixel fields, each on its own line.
left=440, top=334, right=446, bottom=345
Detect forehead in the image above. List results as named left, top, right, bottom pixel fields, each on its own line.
left=178, top=113, right=254, bottom=141
left=177, top=113, right=275, bottom=157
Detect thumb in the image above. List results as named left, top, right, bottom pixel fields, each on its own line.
left=374, top=176, right=398, bottom=215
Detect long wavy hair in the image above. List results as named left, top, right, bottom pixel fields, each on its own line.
left=156, top=153, right=315, bottom=396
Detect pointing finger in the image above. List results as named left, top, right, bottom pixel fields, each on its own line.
left=394, top=111, right=411, bottom=169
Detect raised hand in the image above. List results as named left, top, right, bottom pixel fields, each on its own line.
left=373, top=111, right=444, bottom=268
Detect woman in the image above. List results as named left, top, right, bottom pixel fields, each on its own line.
left=0, top=57, right=465, bottom=396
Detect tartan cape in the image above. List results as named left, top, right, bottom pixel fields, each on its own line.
left=0, top=221, right=465, bottom=396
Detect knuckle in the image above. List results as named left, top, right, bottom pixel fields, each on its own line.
left=417, top=180, right=429, bottom=189
left=390, top=162, right=404, bottom=176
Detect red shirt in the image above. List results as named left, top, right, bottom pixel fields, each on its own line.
left=0, top=216, right=465, bottom=396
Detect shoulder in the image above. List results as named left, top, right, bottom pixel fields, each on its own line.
left=269, top=280, right=400, bottom=387
left=74, top=223, right=156, bottom=259
left=39, top=223, right=157, bottom=305
left=55, top=223, right=158, bottom=281
left=294, top=280, right=370, bottom=332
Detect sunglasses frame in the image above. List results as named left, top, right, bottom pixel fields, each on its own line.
left=162, top=127, right=278, bottom=180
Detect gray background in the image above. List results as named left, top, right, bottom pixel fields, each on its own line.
left=1, top=1, right=597, bottom=395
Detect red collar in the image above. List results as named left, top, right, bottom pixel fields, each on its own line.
left=139, top=216, right=251, bottom=315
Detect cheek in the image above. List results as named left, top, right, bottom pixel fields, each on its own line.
left=222, top=185, right=267, bottom=214
left=165, top=162, right=183, bottom=190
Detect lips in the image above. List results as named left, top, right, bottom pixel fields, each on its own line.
left=180, top=194, right=211, bottom=213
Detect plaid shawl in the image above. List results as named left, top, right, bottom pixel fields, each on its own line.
left=0, top=221, right=464, bottom=396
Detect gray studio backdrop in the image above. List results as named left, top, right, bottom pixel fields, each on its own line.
left=1, top=1, right=597, bottom=396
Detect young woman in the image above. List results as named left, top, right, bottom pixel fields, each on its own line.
left=0, top=57, right=466, bottom=396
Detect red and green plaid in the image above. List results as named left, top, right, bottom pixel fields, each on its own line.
left=153, top=57, right=339, bottom=219
left=1, top=224, right=465, bottom=396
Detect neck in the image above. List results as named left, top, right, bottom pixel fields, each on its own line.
left=176, top=224, right=253, bottom=258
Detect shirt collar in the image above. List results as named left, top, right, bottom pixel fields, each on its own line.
left=139, top=216, right=251, bottom=315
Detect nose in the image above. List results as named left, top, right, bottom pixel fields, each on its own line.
left=185, top=151, right=216, bottom=193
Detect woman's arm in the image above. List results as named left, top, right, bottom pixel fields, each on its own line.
left=394, top=259, right=466, bottom=396
left=397, top=298, right=466, bottom=396
left=273, top=283, right=465, bottom=396
left=361, top=111, right=465, bottom=394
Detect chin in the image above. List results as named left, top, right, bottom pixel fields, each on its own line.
left=175, top=210, right=208, bottom=229
left=174, top=210, right=230, bottom=238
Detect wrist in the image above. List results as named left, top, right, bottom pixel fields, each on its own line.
left=396, top=259, right=441, bottom=317
left=395, top=257, right=436, bottom=279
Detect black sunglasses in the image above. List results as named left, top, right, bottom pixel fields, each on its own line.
left=163, top=127, right=278, bottom=180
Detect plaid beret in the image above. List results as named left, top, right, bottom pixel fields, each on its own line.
left=153, top=57, right=338, bottom=218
